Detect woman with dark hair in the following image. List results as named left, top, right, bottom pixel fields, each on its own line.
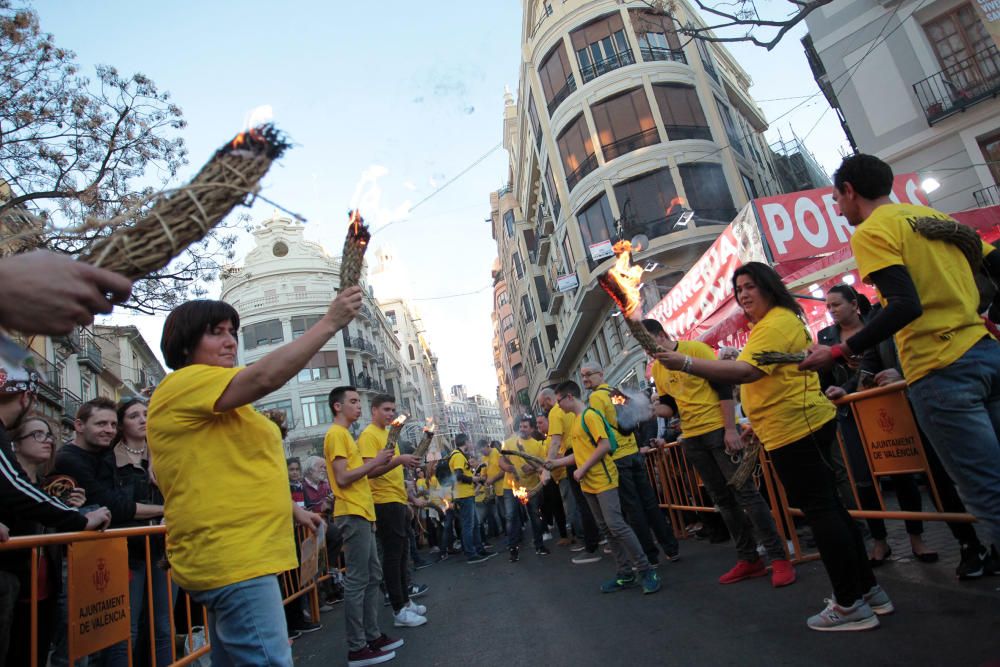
left=818, top=286, right=937, bottom=566
left=655, top=262, right=890, bottom=632
left=147, top=287, right=362, bottom=665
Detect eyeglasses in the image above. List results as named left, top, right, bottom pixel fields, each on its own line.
left=581, top=371, right=602, bottom=378
left=18, top=430, right=54, bottom=443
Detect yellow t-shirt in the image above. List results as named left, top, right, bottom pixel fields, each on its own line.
left=500, top=436, right=518, bottom=490
left=485, top=448, right=505, bottom=496
left=449, top=449, right=475, bottom=499
left=547, top=403, right=577, bottom=482
left=428, top=476, right=446, bottom=509
left=651, top=341, right=726, bottom=439
left=589, top=383, right=638, bottom=460
left=564, top=409, right=619, bottom=494
left=738, top=307, right=837, bottom=451
left=147, top=364, right=296, bottom=591
left=851, top=203, right=990, bottom=383
left=324, top=424, right=375, bottom=522
left=504, top=437, right=545, bottom=490
left=357, top=424, right=407, bottom=506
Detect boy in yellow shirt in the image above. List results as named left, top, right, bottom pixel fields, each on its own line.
left=498, top=415, right=550, bottom=562
left=546, top=381, right=661, bottom=595
left=324, top=386, right=400, bottom=665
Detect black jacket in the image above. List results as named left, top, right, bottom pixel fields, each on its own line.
left=53, top=444, right=137, bottom=523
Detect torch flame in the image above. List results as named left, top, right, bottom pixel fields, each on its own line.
left=391, top=415, right=408, bottom=427
left=443, top=498, right=451, bottom=510
left=423, top=418, right=435, bottom=433
left=348, top=209, right=366, bottom=246
left=597, top=241, right=646, bottom=319
left=666, top=196, right=686, bottom=216
left=511, top=484, right=529, bottom=505
left=611, top=393, right=627, bottom=406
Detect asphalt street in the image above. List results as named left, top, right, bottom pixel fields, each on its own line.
left=293, top=533, right=1000, bottom=667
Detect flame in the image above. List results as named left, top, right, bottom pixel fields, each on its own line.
left=666, top=196, right=686, bottom=216
left=597, top=241, right=645, bottom=319
left=423, top=418, right=435, bottom=433
left=230, top=126, right=265, bottom=150
left=611, top=393, right=627, bottom=406
left=511, top=484, right=529, bottom=505
left=391, top=415, right=408, bottom=427
left=348, top=209, right=365, bottom=245
left=443, top=498, right=451, bottom=510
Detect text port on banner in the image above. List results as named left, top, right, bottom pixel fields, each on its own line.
left=68, top=537, right=131, bottom=661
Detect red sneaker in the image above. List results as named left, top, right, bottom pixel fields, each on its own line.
left=369, top=633, right=404, bottom=652
left=770, top=558, right=796, bottom=587
left=718, top=559, right=768, bottom=584
left=348, top=645, right=395, bottom=667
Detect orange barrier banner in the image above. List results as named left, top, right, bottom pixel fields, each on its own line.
left=67, top=537, right=131, bottom=660
left=853, top=389, right=925, bottom=475
left=299, top=534, right=319, bottom=583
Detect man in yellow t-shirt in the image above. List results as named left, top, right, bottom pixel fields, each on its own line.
left=324, top=386, right=396, bottom=657
left=448, top=434, right=495, bottom=563
left=582, top=362, right=678, bottom=566
left=535, top=412, right=570, bottom=546
left=357, top=394, right=426, bottom=626
left=545, top=381, right=660, bottom=595
left=483, top=440, right=506, bottom=536
left=642, top=319, right=794, bottom=588
left=538, top=388, right=602, bottom=563
left=498, top=415, right=550, bottom=561
left=801, top=154, right=1000, bottom=550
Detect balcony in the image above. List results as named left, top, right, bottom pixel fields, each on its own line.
left=78, top=340, right=103, bottom=373
left=664, top=124, right=713, bottom=141
left=639, top=46, right=687, bottom=65
left=913, top=45, right=1000, bottom=125
left=538, top=208, right=554, bottom=236
left=343, top=335, right=377, bottom=357
left=351, top=374, right=387, bottom=393
left=497, top=182, right=513, bottom=197
left=548, top=284, right=565, bottom=315
left=566, top=153, right=598, bottom=190
left=579, top=49, right=635, bottom=84
left=536, top=234, right=551, bottom=265
left=974, top=184, right=999, bottom=208
left=28, top=351, right=61, bottom=404
left=61, top=388, right=81, bottom=423
left=546, top=75, right=577, bottom=116
left=601, top=126, right=660, bottom=162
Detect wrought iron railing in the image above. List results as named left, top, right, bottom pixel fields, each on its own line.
left=547, top=75, right=577, bottom=116
left=913, top=45, right=1000, bottom=125
left=579, top=49, right=635, bottom=84
left=973, top=183, right=999, bottom=208
left=639, top=46, right=687, bottom=65
left=566, top=153, right=598, bottom=190
left=601, top=126, right=660, bottom=161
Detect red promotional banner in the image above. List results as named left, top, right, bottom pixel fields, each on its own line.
left=753, top=174, right=929, bottom=264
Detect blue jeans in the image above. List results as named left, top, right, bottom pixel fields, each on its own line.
left=907, top=337, right=1000, bottom=547
left=188, top=575, right=293, bottom=667
left=504, top=490, right=544, bottom=550
left=455, top=497, right=484, bottom=558
left=104, top=563, right=175, bottom=667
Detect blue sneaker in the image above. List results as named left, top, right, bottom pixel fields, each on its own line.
left=641, top=569, right=661, bottom=595
left=600, top=573, right=637, bottom=593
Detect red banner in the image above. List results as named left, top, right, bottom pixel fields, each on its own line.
left=753, top=174, right=929, bottom=264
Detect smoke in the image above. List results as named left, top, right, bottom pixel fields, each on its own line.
left=614, top=387, right=653, bottom=434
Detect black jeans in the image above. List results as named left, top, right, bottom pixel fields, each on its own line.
left=770, top=420, right=876, bottom=606
left=542, top=480, right=567, bottom=538
left=566, top=464, right=601, bottom=552
left=374, top=502, right=410, bottom=612
left=615, top=453, right=679, bottom=560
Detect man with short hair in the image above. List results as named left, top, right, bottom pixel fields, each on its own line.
left=498, top=415, right=550, bottom=562
left=324, top=386, right=400, bottom=666
left=357, top=394, right=426, bottom=628
left=581, top=363, right=679, bottom=565
left=801, top=153, right=1000, bottom=553
left=642, top=319, right=795, bottom=587
left=546, top=381, right=660, bottom=595
left=538, top=387, right=601, bottom=565
left=448, top=434, right=495, bottom=564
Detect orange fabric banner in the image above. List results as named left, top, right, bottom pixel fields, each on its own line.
left=67, top=537, right=131, bottom=660
left=852, top=391, right=925, bottom=475
left=299, top=534, right=319, bottom=583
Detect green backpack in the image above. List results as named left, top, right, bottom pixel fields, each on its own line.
left=580, top=407, right=619, bottom=454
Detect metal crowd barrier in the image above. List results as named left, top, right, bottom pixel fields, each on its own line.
left=644, top=381, right=976, bottom=564
left=0, top=522, right=331, bottom=666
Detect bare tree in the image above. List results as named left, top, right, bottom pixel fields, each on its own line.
left=0, top=1, right=240, bottom=313
left=640, top=0, right=835, bottom=50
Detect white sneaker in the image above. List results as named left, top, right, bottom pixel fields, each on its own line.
left=393, top=608, right=427, bottom=628
left=404, top=600, right=427, bottom=616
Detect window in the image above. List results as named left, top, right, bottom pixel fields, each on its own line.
left=923, top=5, right=994, bottom=87
left=503, top=210, right=515, bottom=238
left=408, top=344, right=415, bottom=361
left=530, top=337, right=543, bottom=365
left=512, top=363, right=525, bottom=379
left=243, top=319, right=283, bottom=349
left=652, top=84, right=711, bottom=141
left=741, top=173, right=759, bottom=200
left=692, top=23, right=718, bottom=81
left=513, top=251, right=524, bottom=279
left=630, top=10, right=683, bottom=60
left=571, top=13, right=633, bottom=83
left=576, top=194, right=615, bottom=251
left=544, top=162, right=562, bottom=219
left=523, top=229, right=537, bottom=255
left=591, top=88, right=658, bottom=161
left=557, top=114, right=597, bottom=190
left=528, top=92, right=542, bottom=149
left=258, top=399, right=293, bottom=427
left=497, top=290, right=510, bottom=307
left=715, top=99, right=745, bottom=157
left=291, top=315, right=321, bottom=339
left=385, top=310, right=397, bottom=327
left=507, top=339, right=520, bottom=355
left=301, top=395, right=333, bottom=428
left=521, top=294, right=536, bottom=323
left=678, top=163, right=737, bottom=223
left=613, top=168, right=681, bottom=238
left=501, top=315, right=514, bottom=331
left=297, top=351, right=341, bottom=383
left=561, top=233, right=576, bottom=273
left=538, top=42, right=575, bottom=113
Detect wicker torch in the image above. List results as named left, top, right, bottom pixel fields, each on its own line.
left=338, top=209, right=372, bottom=290
left=596, top=241, right=663, bottom=356
left=385, top=415, right=407, bottom=451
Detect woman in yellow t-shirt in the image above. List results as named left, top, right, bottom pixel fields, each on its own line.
left=147, top=287, right=362, bottom=663
left=655, top=262, right=888, bottom=633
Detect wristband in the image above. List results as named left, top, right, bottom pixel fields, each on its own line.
left=681, top=355, right=693, bottom=373
left=830, top=344, right=845, bottom=360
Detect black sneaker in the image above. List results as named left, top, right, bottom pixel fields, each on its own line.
left=509, top=547, right=519, bottom=562
left=957, top=543, right=990, bottom=580
left=408, top=583, right=429, bottom=598
left=295, top=621, right=322, bottom=634
left=535, top=546, right=551, bottom=556
left=288, top=629, right=303, bottom=641
left=414, top=558, right=433, bottom=570
left=467, top=554, right=490, bottom=564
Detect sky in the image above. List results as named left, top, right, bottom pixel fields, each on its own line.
left=33, top=0, right=851, bottom=399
